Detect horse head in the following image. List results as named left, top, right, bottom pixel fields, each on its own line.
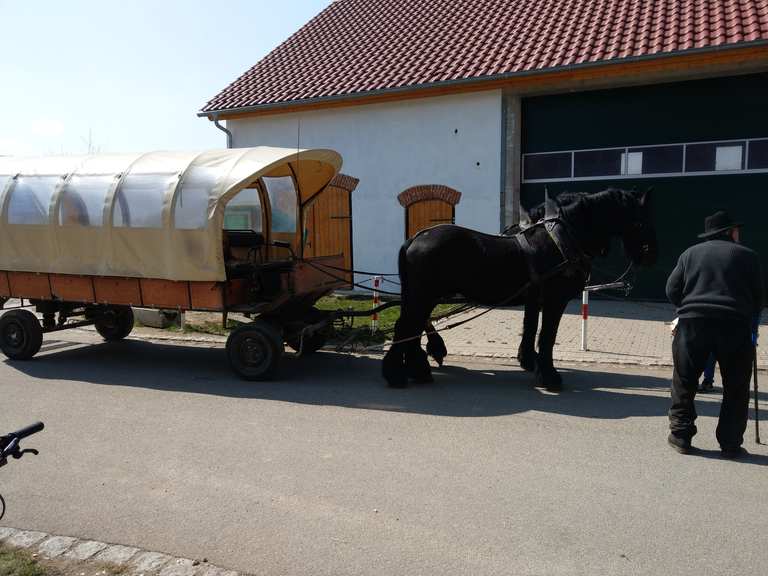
left=621, top=188, right=658, bottom=267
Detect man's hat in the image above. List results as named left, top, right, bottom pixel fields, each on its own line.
left=698, top=210, right=742, bottom=239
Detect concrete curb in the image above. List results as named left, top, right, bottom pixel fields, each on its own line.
left=0, top=526, right=241, bottom=576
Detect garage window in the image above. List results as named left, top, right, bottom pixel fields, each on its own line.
left=686, top=143, right=745, bottom=172
left=574, top=149, right=623, bottom=178
left=626, top=146, right=683, bottom=175
left=748, top=139, right=768, bottom=170
left=523, top=153, right=571, bottom=180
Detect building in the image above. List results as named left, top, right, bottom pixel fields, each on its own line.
left=200, top=0, right=768, bottom=298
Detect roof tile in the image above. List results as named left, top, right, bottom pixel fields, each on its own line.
left=202, top=0, right=768, bottom=113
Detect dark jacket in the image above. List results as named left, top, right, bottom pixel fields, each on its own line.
left=666, top=239, right=763, bottom=323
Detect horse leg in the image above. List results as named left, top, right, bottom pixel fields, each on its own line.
left=403, top=302, right=435, bottom=383
left=535, top=294, right=568, bottom=390
left=425, top=321, right=448, bottom=366
left=383, top=317, right=408, bottom=388
left=517, top=289, right=540, bottom=372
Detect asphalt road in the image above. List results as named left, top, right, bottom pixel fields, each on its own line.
left=1, top=331, right=767, bottom=575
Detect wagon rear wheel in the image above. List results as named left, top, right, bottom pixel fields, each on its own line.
left=227, top=320, right=284, bottom=381
left=0, top=309, right=43, bottom=360
left=95, top=306, right=135, bottom=341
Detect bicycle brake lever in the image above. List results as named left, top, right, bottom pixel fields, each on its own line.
left=11, top=448, right=38, bottom=459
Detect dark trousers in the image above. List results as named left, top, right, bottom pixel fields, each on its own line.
left=670, top=317, right=753, bottom=448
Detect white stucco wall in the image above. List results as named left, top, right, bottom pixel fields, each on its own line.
left=228, top=90, right=502, bottom=278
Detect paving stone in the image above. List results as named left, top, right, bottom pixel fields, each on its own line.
left=197, top=568, right=238, bottom=576
left=0, top=527, right=18, bottom=541
left=129, top=551, right=174, bottom=574
left=64, top=540, right=108, bottom=560
left=159, top=558, right=198, bottom=576
left=95, top=544, right=141, bottom=564
left=6, top=530, right=47, bottom=548
left=37, top=535, right=77, bottom=558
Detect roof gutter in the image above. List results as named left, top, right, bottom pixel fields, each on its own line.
left=211, top=114, right=233, bottom=148
left=198, top=40, right=768, bottom=118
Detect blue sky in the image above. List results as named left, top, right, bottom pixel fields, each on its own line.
left=0, top=0, right=332, bottom=155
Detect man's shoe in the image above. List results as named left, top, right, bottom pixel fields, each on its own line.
left=721, top=446, right=747, bottom=459
left=698, top=379, right=715, bottom=392
left=667, top=434, right=692, bottom=454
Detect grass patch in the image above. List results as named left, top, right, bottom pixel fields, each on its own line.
left=0, top=545, right=126, bottom=576
left=0, top=546, right=46, bottom=576
left=137, top=295, right=467, bottom=345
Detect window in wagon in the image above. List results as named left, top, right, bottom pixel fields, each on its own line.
left=58, top=175, right=112, bottom=226
left=174, top=165, right=219, bottom=230
left=262, top=176, right=297, bottom=233
left=223, top=187, right=263, bottom=232
left=113, top=173, right=177, bottom=228
left=7, top=176, right=60, bottom=225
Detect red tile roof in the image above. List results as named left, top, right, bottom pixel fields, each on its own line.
left=201, top=0, right=768, bottom=114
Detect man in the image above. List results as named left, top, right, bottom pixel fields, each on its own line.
left=666, top=210, right=763, bottom=458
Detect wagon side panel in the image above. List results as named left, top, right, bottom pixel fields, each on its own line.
left=8, top=272, right=53, bottom=300
left=50, top=275, right=96, bottom=302
left=140, top=279, right=192, bottom=309
left=190, top=282, right=224, bottom=311
left=93, top=277, right=142, bottom=306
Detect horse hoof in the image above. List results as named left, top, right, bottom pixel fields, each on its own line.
left=426, top=342, right=448, bottom=367
left=536, top=369, right=562, bottom=391
left=517, top=351, right=537, bottom=372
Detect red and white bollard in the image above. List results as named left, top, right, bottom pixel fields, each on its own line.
left=580, top=290, right=589, bottom=351
left=371, top=276, right=381, bottom=334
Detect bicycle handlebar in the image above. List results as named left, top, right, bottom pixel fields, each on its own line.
left=9, top=421, right=44, bottom=440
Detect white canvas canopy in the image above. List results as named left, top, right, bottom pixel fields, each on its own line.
left=0, top=147, right=342, bottom=281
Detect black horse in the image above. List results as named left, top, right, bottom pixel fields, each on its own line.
left=382, top=188, right=657, bottom=389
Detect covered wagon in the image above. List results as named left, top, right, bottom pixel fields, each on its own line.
left=0, top=147, right=353, bottom=379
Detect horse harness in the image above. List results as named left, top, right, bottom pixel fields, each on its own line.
left=514, top=217, right=592, bottom=285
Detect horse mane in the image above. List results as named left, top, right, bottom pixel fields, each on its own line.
left=556, top=188, right=642, bottom=257
left=526, top=191, right=588, bottom=223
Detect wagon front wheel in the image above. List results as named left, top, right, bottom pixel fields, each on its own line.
left=94, top=306, right=134, bottom=341
left=227, top=321, right=284, bottom=381
left=0, top=309, right=43, bottom=360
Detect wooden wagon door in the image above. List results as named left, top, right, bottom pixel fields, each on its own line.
left=302, top=174, right=358, bottom=285
left=406, top=200, right=454, bottom=238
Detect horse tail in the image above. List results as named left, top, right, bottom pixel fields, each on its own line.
left=398, top=239, right=412, bottom=309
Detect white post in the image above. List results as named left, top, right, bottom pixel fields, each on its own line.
left=580, top=290, right=589, bottom=351
left=371, top=276, right=381, bottom=334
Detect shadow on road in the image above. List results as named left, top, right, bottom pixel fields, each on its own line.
left=5, top=336, right=765, bottom=427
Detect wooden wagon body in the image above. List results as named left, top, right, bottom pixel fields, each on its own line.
left=0, top=147, right=354, bottom=379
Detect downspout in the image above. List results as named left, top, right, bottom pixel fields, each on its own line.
left=212, top=114, right=233, bottom=149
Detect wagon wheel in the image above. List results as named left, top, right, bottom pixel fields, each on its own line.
left=94, top=306, right=135, bottom=341
left=0, top=309, right=44, bottom=360
left=226, top=320, right=284, bottom=381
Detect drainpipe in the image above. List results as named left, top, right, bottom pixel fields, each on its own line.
left=212, top=114, right=233, bottom=149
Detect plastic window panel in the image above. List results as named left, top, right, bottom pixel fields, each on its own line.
left=58, top=175, right=112, bottom=226
left=174, top=165, right=219, bottom=230
left=7, top=176, right=60, bottom=225
left=113, top=173, right=176, bottom=228
left=224, top=187, right=263, bottom=232
left=263, top=176, right=298, bottom=233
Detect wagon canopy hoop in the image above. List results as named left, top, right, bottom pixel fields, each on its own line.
left=0, top=147, right=342, bottom=282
